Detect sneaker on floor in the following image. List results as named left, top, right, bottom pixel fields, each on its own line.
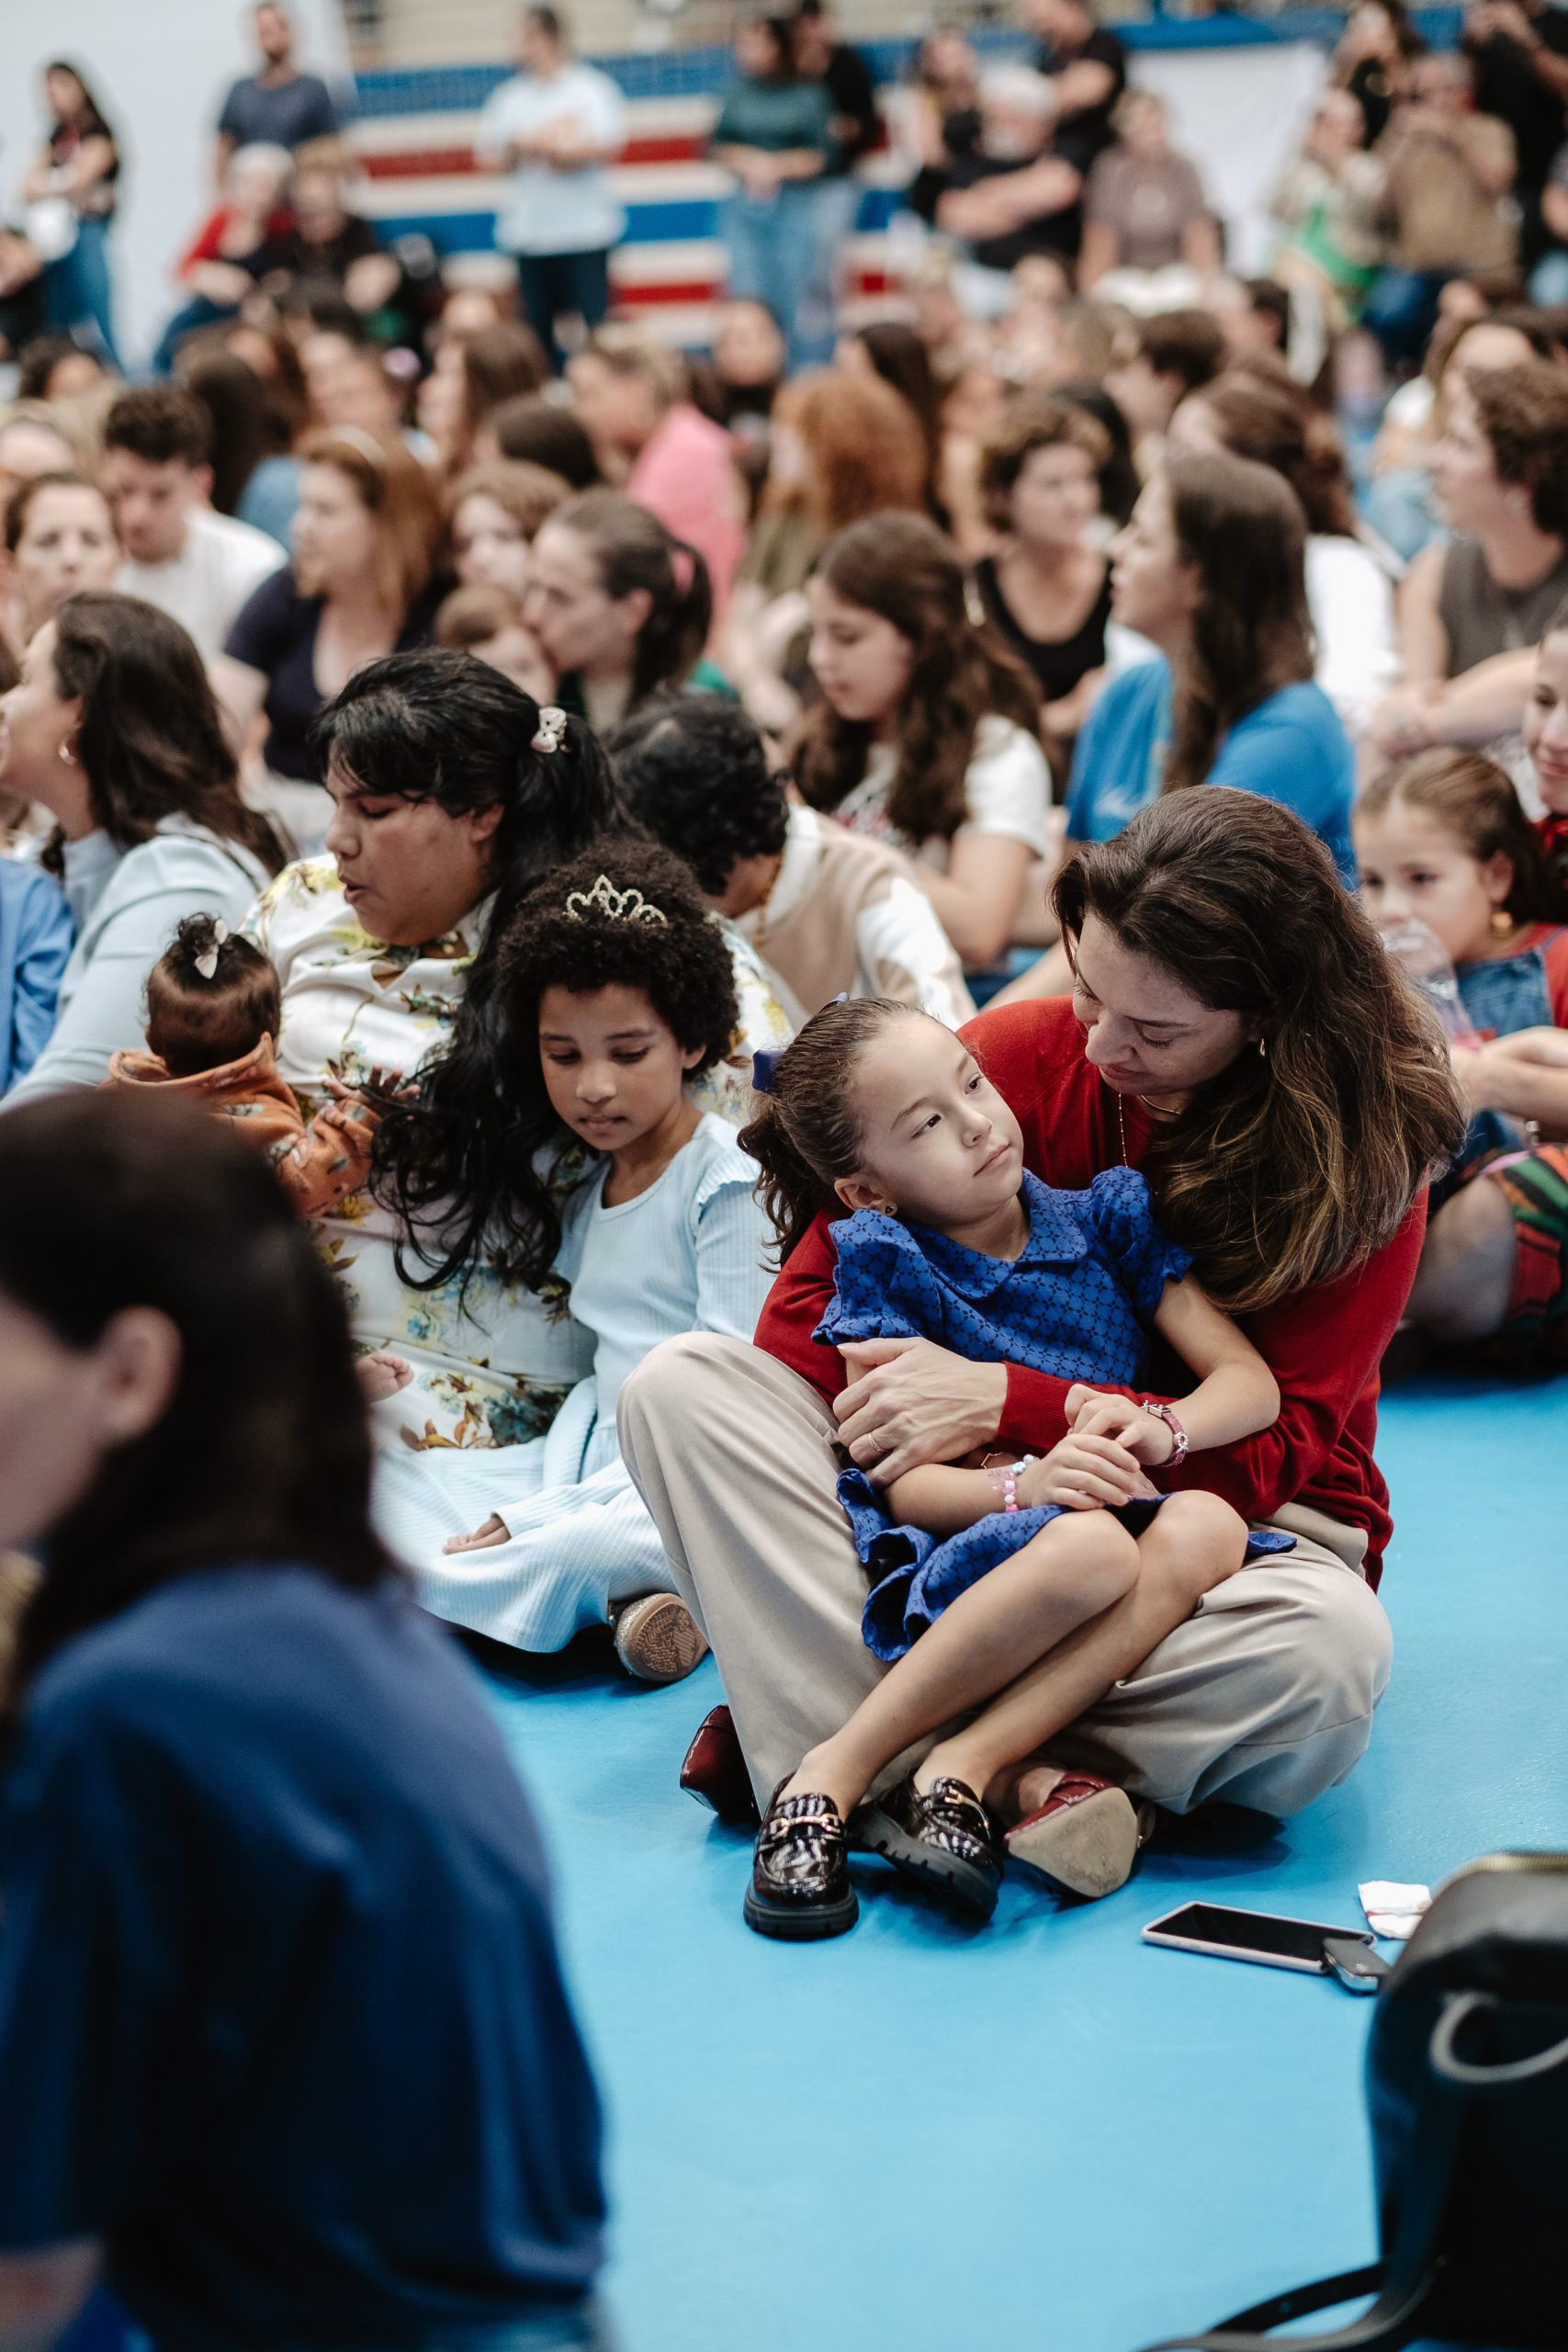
left=1004, top=1771, right=1156, bottom=1898
left=611, top=1593, right=710, bottom=1684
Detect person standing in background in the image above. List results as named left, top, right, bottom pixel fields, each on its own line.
left=476, top=7, right=627, bottom=373
left=1025, top=0, right=1128, bottom=263
left=20, top=62, right=121, bottom=369
left=713, top=17, right=833, bottom=373
left=215, top=1, right=341, bottom=181
left=1465, top=0, right=1568, bottom=266
left=1364, top=53, right=1517, bottom=376
left=792, top=1, right=880, bottom=368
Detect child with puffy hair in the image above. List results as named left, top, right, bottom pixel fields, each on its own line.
left=107, top=914, right=396, bottom=1219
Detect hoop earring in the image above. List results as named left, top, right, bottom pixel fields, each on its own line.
left=1258, top=1035, right=1268, bottom=1060
left=58, top=740, right=75, bottom=766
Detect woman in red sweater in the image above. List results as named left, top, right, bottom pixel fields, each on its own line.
left=619, top=791, right=1463, bottom=1890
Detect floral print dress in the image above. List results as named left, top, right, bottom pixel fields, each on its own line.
left=245, top=858, right=791, bottom=1451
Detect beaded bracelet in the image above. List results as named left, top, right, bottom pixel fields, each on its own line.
left=983, top=1453, right=1038, bottom=1512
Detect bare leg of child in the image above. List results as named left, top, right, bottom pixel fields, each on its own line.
left=780, top=1511, right=1143, bottom=1820
left=919, top=1492, right=1250, bottom=1816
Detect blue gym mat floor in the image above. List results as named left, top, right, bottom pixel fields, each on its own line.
left=475, top=1370, right=1566, bottom=2352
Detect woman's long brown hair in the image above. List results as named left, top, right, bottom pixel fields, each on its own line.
left=51, top=593, right=286, bottom=876
left=1054, top=791, right=1467, bottom=1314
left=1162, top=449, right=1316, bottom=796
left=792, top=512, right=1041, bottom=844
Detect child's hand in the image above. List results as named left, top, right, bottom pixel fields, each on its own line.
left=357, top=1351, right=412, bottom=1404
left=325, top=1066, right=417, bottom=1113
left=1066, top=1385, right=1174, bottom=1467
left=1017, top=1431, right=1158, bottom=1511
left=445, top=1513, right=511, bottom=1555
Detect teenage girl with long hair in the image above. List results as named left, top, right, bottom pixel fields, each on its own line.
left=1167, top=368, right=1398, bottom=736
left=792, top=511, right=1051, bottom=971
left=524, top=488, right=720, bottom=731
left=998, top=447, right=1357, bottom=1005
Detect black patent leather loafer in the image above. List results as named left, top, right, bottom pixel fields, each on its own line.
left=854, top=1774, right=1002, bottom=1920
left=744, top=1781, right=859, bottom=1941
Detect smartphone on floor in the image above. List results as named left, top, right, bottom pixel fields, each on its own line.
left=1143, top=1901, right=1377, bottom=1975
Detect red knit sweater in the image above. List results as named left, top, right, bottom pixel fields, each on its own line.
left=754, top=999, right=1425, bottom=1589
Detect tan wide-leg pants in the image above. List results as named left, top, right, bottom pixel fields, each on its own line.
left=619, top=1334, right=1393, bottom=1815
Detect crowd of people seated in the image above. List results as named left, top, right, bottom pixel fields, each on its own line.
left=0, top=0, right=1567, bottom=2341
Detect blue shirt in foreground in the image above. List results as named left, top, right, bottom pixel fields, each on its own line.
left=1064, top=656, right=1358, bottom=885
left=0, top=1565, right=604, bottom=2352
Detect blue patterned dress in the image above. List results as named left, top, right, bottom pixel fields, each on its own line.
left=818, top=1167, right=1291, bottom=1662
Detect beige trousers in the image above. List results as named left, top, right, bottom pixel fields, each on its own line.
left=618, top=1334, right=1393, bottom=1815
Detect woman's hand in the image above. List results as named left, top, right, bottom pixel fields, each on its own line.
left=834, top=1337, right=1008, bottom=1486
left=1065, top=1384, right=1174, bottom=1466
left=1015, top=1430, right=1155, bottom=1511
left=445, top=1513, right=511, bottom=1555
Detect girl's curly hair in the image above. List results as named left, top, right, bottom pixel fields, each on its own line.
left=370, top=837, right=739, bottom=1295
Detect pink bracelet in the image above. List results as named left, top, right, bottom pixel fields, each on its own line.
left=983, top=1453, right=1038, bottom=1512
left=1141, top=1399, right=1190, bottom=1467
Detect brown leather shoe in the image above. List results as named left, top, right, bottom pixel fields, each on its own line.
left=679, top=1703, right=761, bottom=1827
left=1005, top=1770, right=1156, bottom=1898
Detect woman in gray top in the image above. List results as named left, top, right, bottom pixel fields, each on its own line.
left=0, top=594, right=284, bottom=1102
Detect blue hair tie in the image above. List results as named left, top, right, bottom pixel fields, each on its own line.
left=751, top=1046, right=784, bottom=1094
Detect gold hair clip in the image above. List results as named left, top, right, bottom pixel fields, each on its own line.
left=563, top=874, right=668, bottom=926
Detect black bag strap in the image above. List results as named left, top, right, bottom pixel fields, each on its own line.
left=1429, top=1989, right=1568, bottom=2088
left=1133, top=2263, right=1431, bottom=2352
left=1133, top=1993, right=1479, bottom=2352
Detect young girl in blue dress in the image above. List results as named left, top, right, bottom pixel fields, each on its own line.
left=1355, top=750, right=1568, bottom=1363
left=367, top=841, right=774, bottom=1680
left=737, top=995, right=1288, bottom=1940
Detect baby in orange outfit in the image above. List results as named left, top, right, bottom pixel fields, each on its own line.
left=107, top=915, right=395, bottom=1220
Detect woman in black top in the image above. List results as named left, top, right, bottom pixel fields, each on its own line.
left=974, top=393, right=1113, bottom=765
left=22, top=61, right=120, bottom=367
left=219, top=423, right=445, bottom=854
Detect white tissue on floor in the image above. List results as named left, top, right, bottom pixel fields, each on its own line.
left=1359, top=1880, right=1431, bottom=1940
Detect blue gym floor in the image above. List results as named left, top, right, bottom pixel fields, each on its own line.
left=476, top=1372, right=1568, bottom=2352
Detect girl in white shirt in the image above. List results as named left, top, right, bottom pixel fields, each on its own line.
left=793, top=512, right=1051, bottom=971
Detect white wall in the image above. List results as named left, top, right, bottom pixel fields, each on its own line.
left=1127, top=41, right=1330, bottom=277
left=0, top=0, right=352, bottom=368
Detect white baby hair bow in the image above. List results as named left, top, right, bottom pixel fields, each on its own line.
left=194, top=920, right=229, bottom=980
